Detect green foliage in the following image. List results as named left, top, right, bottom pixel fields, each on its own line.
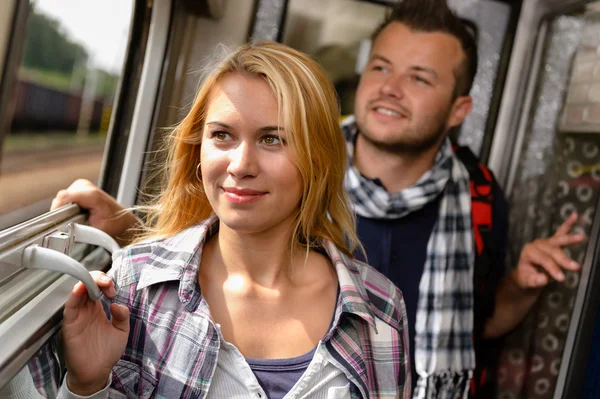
left=19, top=67, right=75, bottom=90
left=96, top=70, right=120, bottom=100
left=21, top=3, right=89, bottom=76
left=17, top=4, right=120, bottom=99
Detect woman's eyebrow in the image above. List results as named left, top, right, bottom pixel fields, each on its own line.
left=206, top=121, right=282, bottom=132
left=260, top=126, right=283, bottom=132
left=206, top=121, right=231, bottom=128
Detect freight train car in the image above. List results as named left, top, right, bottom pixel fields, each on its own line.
left=10, top=79, right=104, bottom=132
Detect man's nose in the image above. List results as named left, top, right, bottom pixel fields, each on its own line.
left=380, top=74, right=405, bottom=99
left=227, top=142, right=258, bottom=178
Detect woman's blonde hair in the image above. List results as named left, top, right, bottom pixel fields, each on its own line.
left=136, top=41, right=360, bottom=256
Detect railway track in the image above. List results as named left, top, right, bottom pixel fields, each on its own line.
left=0, top=144, right=105, bottom=224
left=0, top=142, right=105, bottom=176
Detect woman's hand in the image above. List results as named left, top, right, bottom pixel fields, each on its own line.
left=51, top=179, right=139, bottom=246
left=62, top=271, right=130, bottom=396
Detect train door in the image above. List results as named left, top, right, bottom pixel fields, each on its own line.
left=487, top=0, right=600, bottom=398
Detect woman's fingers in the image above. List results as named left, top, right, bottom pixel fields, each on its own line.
left=110, top=303, right=130, bottom=333
left=89, top=271, right=116, bottom=298
left=65, top=272, right=115, bottom=315
left=64, top=282, right=89, bottom=313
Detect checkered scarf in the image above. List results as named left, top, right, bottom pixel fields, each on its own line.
left=342, top=116, right=475, bottom=398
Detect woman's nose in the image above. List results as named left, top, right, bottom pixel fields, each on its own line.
left=226, top=142, right=258, bottom=178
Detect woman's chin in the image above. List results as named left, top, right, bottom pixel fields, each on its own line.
left=216, top=211, right=293, bottom=236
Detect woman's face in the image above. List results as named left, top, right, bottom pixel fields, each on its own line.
left=200, top=73, right=303, bottom=235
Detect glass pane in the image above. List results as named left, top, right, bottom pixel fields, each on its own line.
left=495, top=6, right=600, bottom=398
left=0, top=0, right=134, bottom=230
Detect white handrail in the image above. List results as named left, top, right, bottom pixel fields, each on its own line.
left=70, top=223, right=119, bottom=254
left=22, top=246, right=103, bottom=301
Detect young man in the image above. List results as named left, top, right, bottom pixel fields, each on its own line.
left=51, top=0, right=584, bottom=397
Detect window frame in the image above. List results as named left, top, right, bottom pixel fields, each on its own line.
left=487, top=0, right=589, bottom=192
left=487, top=1, right=600, bottom=397
left=0, top=0, right=173, bottom=389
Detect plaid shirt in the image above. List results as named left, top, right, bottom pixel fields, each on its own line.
left=32, top=215, right=411, bottom=399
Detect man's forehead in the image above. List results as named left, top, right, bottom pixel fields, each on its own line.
left=371, top=22, right=464, bottom=69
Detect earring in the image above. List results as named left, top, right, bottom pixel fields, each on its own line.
left=195, top=162, right=202, bottom=182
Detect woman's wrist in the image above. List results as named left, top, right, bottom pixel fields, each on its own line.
left=66, top=374, right=109, bottom=397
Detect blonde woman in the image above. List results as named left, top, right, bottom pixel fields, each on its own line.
left=46, top=42, right=410, bottom=399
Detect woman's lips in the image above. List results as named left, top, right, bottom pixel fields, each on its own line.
left=222, top=187, right=267, bottom=204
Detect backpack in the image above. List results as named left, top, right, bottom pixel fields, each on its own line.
left=454, top=145, right=503, bottom=398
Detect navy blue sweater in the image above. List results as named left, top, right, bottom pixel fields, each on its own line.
left=353, top=182, right=508, bottom=385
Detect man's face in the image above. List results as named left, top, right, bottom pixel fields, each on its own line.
left=354, top=22, right=471, bottom=154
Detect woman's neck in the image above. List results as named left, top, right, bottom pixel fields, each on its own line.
left=205, top=219, right=305, bottom=288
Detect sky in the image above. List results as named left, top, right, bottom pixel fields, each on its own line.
left=33, top=0, right=134, bottom=73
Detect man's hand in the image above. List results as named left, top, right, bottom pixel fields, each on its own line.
left=484, top=212, right=586, bottom=339
left=51, top=179, right=139, bottom=246
left=509, top=212, right=585, bottom=291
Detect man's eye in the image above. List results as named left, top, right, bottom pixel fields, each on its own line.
left=414, top=76, right=430, bottom=85
left=371, top=65, right=387, bottom=72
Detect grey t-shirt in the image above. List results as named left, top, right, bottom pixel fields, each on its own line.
left=246, top=347, right=317, bottom=399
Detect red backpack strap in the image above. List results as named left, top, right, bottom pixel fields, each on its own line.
left=470, top=164, right=493, bottom=256
left=453, top=145, right=496, bottom=398
left=453, top=146, right=494, bottom=256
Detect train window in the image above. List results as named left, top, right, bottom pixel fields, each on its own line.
left=0, top=0, right=134, bottom=230
left=493, top=2, right=600, bottom=398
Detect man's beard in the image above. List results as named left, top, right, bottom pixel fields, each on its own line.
left=358, top=111, right=449, bottom=155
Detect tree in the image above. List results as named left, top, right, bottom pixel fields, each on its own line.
left=21, top=3, right=89, bottom=76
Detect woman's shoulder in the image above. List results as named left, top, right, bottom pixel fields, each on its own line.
left=323, top=241, right=407, bottom=333
left=109, top=238, right=168, bottom=290
left=110, top=218, right=216, bottom=288
left=351, top=257, right=406, bottom=312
